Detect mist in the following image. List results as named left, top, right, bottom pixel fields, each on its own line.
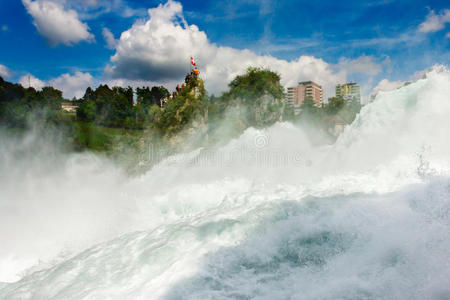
left=0, top=66, right=449, bottom=298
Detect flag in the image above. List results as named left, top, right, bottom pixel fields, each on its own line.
left=191, top=56, right=196, bottom=66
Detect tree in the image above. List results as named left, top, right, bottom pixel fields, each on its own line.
left=112, top=86, right=133, bottom=107
left=227, top=67, right=284, bottom=102
left=150, top=86, right=170, bottom=106
left=107, top=93, right=132, bottom=127
left=137, top=86, right=170, bottom=108
left=136, top=87, right=152, bottom=107
left=77, top=84, right=138, bottom=128
left=77, top=100, right=97, bottom=122
left=219, top=67, right=285, bottom=128
left=82, top=87, right=94, bottom=101
left=325, top=97, right=345, bottom=115
left=154, top=77, right=207, bottom=136
left=0, top=77, right=64, bottom=127
left=40, top=87, right=63, bottom=110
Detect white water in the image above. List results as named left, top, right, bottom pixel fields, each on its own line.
left=0, top=67, right=449, bottom=299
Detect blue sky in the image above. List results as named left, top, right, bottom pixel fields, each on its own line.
left=0, top=0, right=449, bottom=99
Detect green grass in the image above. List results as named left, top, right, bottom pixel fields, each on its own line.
left=71, top=121, right=143, bottom=153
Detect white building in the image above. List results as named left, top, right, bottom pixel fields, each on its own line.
left=336, top=83, right=361, bottom=104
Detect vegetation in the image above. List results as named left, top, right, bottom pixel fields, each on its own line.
left=291, top=95, right=362, bottom=138
left=211, top=67, right=285, bottom=127
left=0, top=76, right=63, bottom=127
left=207, top=67, right=288, bottom=142
left=0, top=66, right=363, bottom=159
left=136, top=86, right=170, bottom=108
left=153, top=76, right=207, bottom=136
left=77, top=85, right=138, bottom=129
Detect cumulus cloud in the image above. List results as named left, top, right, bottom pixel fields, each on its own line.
left=106, top=0, right=350, bottom=98
left=418, top=9, right=450, bottom=33
left=0, top=64, right=11, bottom=78
left=22, top=0, right=94, bottom=46
left=74, top=0, right=146, bottom=19
left=49, top=72, right=93, bottom=98
left=337, top=55, right=382, bottom=77
left=371, top=79, right=404, bottom=95
left=369, top=65, right=445, bottom=100
left=108, top=1, right=204, bottom=81
left=102, top=27, right=117, bottom=49
left=19, top=74, right=46, bottom=90
left=19, top=72, right=93, bottom=99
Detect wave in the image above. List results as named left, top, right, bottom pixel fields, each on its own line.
left=0, top=66, right=449, bottom=299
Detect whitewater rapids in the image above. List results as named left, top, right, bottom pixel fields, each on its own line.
left=0, top=67, right=449, bottom=299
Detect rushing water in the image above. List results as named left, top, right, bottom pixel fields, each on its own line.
left=0, top=67, right=449, bottom=299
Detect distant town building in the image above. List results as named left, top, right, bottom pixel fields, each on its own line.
left=285, top=87, right=296, bottom=107
left=286, top=87, right=302, bottom=115
left=285, top=81, right=323, bottom=114
left=298, top=81, right=323, bottom=107
left=61, top=101, right=78, bottom=113
left=336, top=83, right=361, bottom=104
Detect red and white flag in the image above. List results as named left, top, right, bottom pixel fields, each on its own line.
left=190, top=56, right=196, bottom=66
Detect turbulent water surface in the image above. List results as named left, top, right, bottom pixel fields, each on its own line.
left=0, top=68, right=450, bottom=299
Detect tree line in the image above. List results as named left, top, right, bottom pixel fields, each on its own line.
left=0, top=76, right=63, bottom=127
left=0, top=68, right=362, bottom=143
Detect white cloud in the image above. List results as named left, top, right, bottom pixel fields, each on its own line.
left=337, top=55, right=382, bottom=77
left=369, top=65, right=446, bottom=101
left=107, top=0, right=348, bottom=98
left=67, top=0, right=147, bottom=19
left=22, top=0, right=94, bottom=46
left=49, top=72, right=93, bottom=99
left=371, top=79, right=404, bottom=95
left=446, top=32, right=450, bottom=38
left=418, top=9, right=450, bottom=33
left=0, top=64, right=11, bottom=78
left=102, top=27, right=117, bottom=49
left=19, top=74, right=46, bottom=90
left=18, top=72, right=93, bottom=99
left=1, top=25, right=8, bottom=32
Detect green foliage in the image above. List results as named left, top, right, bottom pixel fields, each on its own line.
left=75, top=75, right=206, bottom=134
left=77, top=100, right=97, bottom=122
left=77, top=84, right=141, bottom=129
left=301, top=97, right=317, bottom=111
left=0, top=76, right=64, bottom=127
left=76, top=84, right=172, bottom=129
left=293, top=95, right=362, bottom=135
left=154, top=77, right=207, bottom=136
left=215, top=67, right=285, bottom=129
left=325, top=97, right=345, bottom=115
left=136, top=86, right=170, bottom=108
left=72, top=121, right=112, bottom=151
left=226, top=67, right=284, bottom=101
left=0, top=66, right=364, bottom=155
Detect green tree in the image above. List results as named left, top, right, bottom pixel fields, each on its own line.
left=137, top=86, right=170, bottom=108
left=150, top=86, right=170, bottom=107
left=154, top=77, right=207, bottom=136
left=226, top=67, right=284, bottom=101
left=0, top=77, right=64, bottom=127
left=325, top=97, right=345, bottom=115
left=136, top=87, right=152, bottom=107
left=219, top=67, right=285, bottom=128
left=77, top=100, right=97, bottom=122
left=107, top=93, right=132, bottom=127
